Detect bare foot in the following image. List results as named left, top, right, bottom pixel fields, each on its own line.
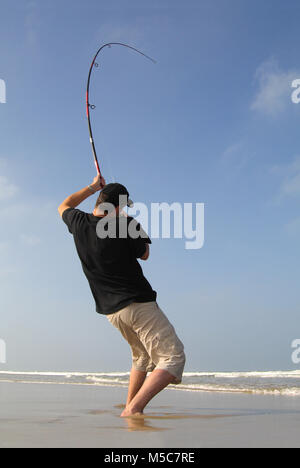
left=121, top=407, right=143, bottom=418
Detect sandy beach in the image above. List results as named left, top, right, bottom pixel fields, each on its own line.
left=1, top=381, right=300, bottom=448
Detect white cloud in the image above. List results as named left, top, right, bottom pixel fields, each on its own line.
left=0, top=176, right=18, bottom=200
left=251, top=58, right=299, bottom=116
left=0, top=79, right=6, bottom=104
left=281, top=172, right=300, bottom=197
left=222, top=142, right=243, bottom=159
left=275, top=156, right=300, bottom=198
left=270, top=156, right=300, bottom=211
left=221, top=141, right=253, bottom=171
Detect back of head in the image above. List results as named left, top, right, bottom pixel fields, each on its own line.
left=95, top=183, right=132, bottom=212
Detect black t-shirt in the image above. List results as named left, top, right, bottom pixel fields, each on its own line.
left=62, top=208, right=157, bottom=315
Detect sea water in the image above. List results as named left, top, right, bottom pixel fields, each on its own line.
left=1, top=370, right=300, bottom=396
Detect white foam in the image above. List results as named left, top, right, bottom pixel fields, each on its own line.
left=1, top=370, right=300, bottom=396
left=0, top=371, right=130, bottom=377
left=183, top=371, right=300, bottom=379
left=174, top=383, right=300, bottom=396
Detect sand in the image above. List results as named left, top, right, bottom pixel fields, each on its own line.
left=1, top=381, right=300, bottom=448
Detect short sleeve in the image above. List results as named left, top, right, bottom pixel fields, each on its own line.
left=62, top=208, right=85, bottom=234
left=128, top=218, right=152, bottom=259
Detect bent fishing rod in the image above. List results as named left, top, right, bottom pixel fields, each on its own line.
left=86, top=42, right=156, bottom=177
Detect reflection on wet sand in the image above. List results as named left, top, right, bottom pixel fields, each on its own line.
left=122, top=417, right=169, bottom=432
left=121, top=412, right=235, bottom=431
left=88, top=410, right=112, bottom=416
left=141, top=413, right=234, bottom=420
left=88, top=406, right=236, bottom=432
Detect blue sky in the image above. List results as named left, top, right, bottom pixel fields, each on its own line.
left=1, top=0, right=300, bottom=372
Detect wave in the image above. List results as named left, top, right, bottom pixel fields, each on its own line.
left=0, top=371, right=130, bottom=377
left=1, top=370, right=300, bottom=396
left=1, top=370, right=300, bottom=378
left=175, top=384, right=300, bottom=396
left=183, top=371, right=300, bottom=379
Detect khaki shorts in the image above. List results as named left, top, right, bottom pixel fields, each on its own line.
left=107, top=302, right=186, bottom=384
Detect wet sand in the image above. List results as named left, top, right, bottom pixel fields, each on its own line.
left=1, top=382, right=300, bottom=448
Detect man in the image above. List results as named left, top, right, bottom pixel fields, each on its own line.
left=58, top=175, right=185, bottom=417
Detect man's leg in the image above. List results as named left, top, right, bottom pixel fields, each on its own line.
left=107, top=303, right=185, bottom=417
left=120, top=302, right=185, bottom=417
left=121, top=369, right=176, bottom=417
left=126, top=367, right=147, bottom=407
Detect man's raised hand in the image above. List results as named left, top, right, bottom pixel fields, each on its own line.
left=91, top=175, right=106, bottom=192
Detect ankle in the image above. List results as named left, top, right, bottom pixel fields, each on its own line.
left=127, top=402, right=143, bottom=414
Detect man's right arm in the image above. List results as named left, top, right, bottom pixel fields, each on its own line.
left=128, top=218, right=151, bottom=260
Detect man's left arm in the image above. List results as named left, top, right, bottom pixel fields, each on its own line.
left=58, top=175, right=106, bottom=217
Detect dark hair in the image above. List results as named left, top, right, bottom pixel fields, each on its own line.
left=94, top=191, right=120, bottom=214
left=95, top=191, right=109, bottom=209
left=95, top=183, right=130, bottom=212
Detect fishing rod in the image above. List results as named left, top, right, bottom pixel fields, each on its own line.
left=86, top=42, right=156, bottom=177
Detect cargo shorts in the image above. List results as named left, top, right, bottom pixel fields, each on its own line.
left=107, top=302, right=186, bottom=384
